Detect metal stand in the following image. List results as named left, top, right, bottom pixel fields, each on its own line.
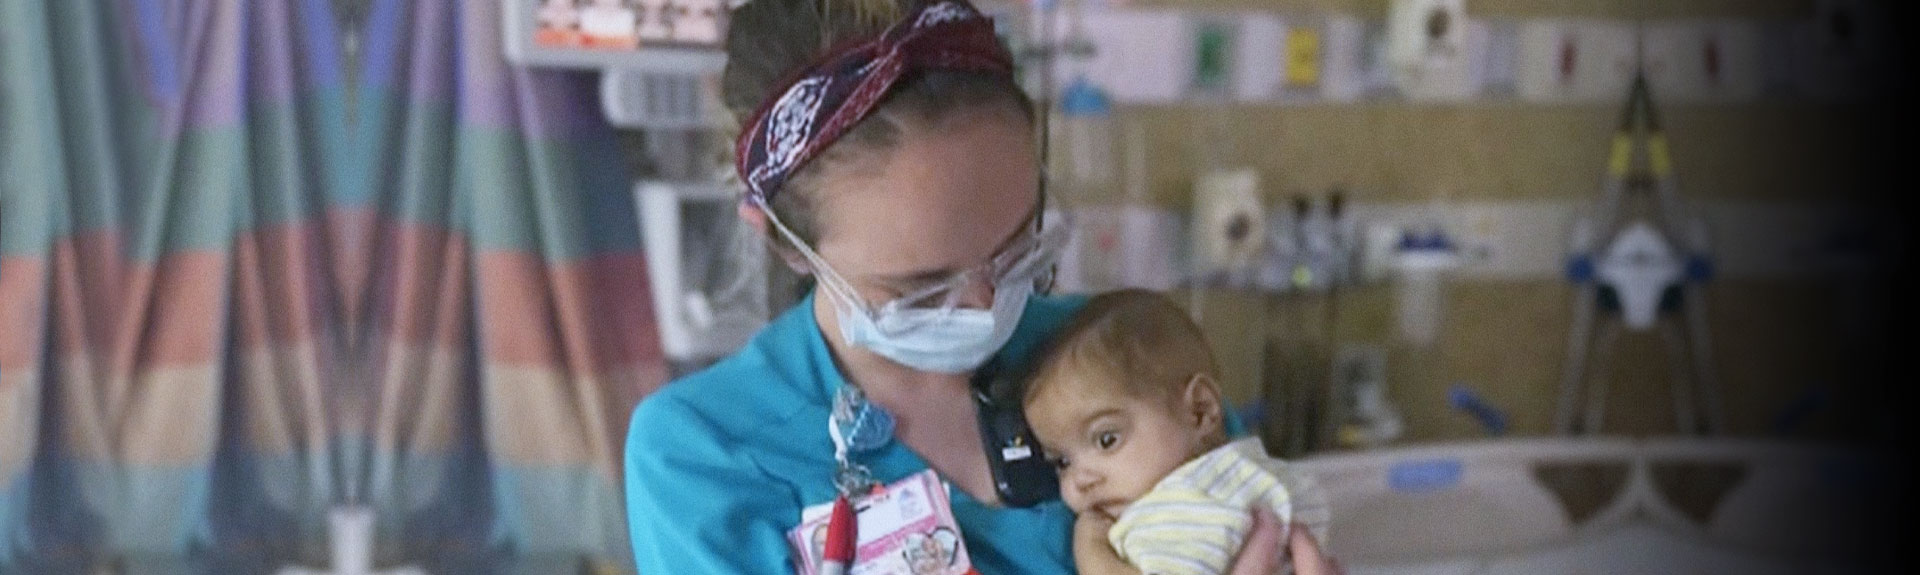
left=273, top=507, right=427, bottom=575
left=1555, top=72, right=1724, bottom=437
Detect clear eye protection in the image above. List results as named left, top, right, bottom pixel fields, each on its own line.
left=758, top=197, right=1069, bottom=335
left=876, top=220, right=1067, bottom=315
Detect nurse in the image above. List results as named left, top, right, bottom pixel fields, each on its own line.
left=624, top=0, right=1332, bottom=573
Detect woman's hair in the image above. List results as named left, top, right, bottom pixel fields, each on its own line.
left=1021, top=290, right=1222, bottom=407
left=722, top=0, right=1035, bottom=246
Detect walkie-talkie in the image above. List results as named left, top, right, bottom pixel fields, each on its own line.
left=972, top=358, right=1058, bottom=507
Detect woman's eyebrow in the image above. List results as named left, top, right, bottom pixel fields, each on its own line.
left=877, top=268, right=962, bottom=287
left=872, top=197, right=1042, bottom=284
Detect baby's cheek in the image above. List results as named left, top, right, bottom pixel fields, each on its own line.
left=1058, top=486, right=1088, bottom=514
left=1112, top=478, right=1153, bottom=507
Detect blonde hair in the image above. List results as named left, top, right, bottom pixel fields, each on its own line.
left=1022, top=290, right=1220, bottom=407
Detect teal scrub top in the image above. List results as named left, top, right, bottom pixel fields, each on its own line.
left=625, top=291, right=1242, bottom=574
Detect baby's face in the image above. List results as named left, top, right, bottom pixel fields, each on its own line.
left=1026, top=375, right=1207, bottom=522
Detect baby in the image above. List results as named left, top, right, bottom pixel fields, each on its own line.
left=1022, top=290, right=1329, bottom=575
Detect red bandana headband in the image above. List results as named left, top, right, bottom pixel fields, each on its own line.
left=734, top=0, right=1015, bottom=205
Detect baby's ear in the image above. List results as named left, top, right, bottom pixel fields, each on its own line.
left=1181, top=373, right=1225, bottom=435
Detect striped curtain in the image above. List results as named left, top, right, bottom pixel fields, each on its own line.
left=355, top=0, right=663, bottom=571
left=0, top=0, right=664, bottom=572
left=2, top=0, right=346, bottom=569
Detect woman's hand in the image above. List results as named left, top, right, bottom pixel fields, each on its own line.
left=1072, top=513, right=1141, bottom=575
left=1226, top=508, right=1286, bottom=575
left=1226, top=509, right=1346, bottom=575
left=1286, top=521, right=1343, bottom=575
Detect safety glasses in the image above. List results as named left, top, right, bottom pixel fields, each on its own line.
left=876, top=217, right=1066, bottom=313
left=759, top=196, right=1068, bottom=334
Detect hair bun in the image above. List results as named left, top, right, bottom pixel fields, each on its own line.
left=721, top=0, right=909, bottom=123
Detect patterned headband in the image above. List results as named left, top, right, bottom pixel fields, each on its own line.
left=734, top=0, right=1015, bottom=205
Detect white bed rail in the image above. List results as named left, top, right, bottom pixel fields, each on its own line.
left=1290, top=437, right=1889, bottom=571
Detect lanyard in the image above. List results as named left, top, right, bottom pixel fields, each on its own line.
left=820, top=385, right=890, bottom=574
left=828, top=384, right=891, bottom=494
left=826, top=415, right=877, bottom=496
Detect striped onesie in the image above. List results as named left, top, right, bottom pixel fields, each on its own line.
left=1106, top=437, right=1330, bottom=575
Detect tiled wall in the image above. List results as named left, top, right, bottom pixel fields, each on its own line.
left=619, top=0, right=1886, bottom=449
left=1193, top=278, right=1859, bottom=446
left=1106, top=0, right=1879, bottom=449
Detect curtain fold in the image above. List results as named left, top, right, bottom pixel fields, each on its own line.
left=1, top=1, right=664, bottom=572
left=2, top=0, right=347, bottom=569
left=357, top=1, right=664, bottom=569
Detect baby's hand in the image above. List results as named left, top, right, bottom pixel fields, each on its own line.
left=1072, top=512, right=1140, bottom=575
left=1073, top=511, right=1116, bottom=551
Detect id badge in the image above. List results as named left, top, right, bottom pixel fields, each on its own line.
left=788, top=470, right=976, bottom=575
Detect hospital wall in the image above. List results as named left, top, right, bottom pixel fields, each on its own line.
left=603, top=0, right=1890, bottom=445
left=1099, top=0, right=1884, bottom=445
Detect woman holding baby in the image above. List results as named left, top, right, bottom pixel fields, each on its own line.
left=623, top=1, right=1342, bottom=573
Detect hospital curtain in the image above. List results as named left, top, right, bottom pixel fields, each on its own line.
left=0, top=0, right=666, bottom=572
left=355, top=0, right=664, bottom=572
left=1, top=0, right=346, bottom=570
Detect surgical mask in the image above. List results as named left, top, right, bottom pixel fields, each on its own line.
left=758, top=199, right=1066, bottom=373
left=828, top=270, right=1032, bottom=373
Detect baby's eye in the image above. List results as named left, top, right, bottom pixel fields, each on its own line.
left=1049, top=456, right=1070, bottom=470
left=1096, top=432, right=1120, bottom=450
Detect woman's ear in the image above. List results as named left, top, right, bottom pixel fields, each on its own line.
left=738, top=200, right=812, bottom=274
left=736, top=199, right=767, bottom=231
left=1182, top=373, right=1225, bottom=437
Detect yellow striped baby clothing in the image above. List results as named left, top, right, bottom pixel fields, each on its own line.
left=1106, top=437, right=1330, bottom=575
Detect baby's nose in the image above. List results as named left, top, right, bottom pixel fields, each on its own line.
left=1069, top=468, right=1103, bottom=494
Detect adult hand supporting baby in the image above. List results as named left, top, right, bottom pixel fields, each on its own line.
left=1285, top=517, right=1343, bottom=575
left=1072, top=512, right=1140, bottom=575
left=1225, top=508, right=1286, bottom=575
left=1221, top=509, right=1346, bottom=575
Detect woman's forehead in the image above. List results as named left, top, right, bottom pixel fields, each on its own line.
left=815, top=118, right=1039, bottom=276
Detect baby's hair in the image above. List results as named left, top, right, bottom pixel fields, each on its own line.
left=1021, top=289, right=1220, bottom=408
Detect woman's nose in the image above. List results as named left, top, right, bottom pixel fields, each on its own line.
left=953, top=272, right=995, bottom=310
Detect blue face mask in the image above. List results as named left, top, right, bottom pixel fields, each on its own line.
left=757, top=199, right=1059, bottom=374
left=824, top=272, right=1032, bottom=374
